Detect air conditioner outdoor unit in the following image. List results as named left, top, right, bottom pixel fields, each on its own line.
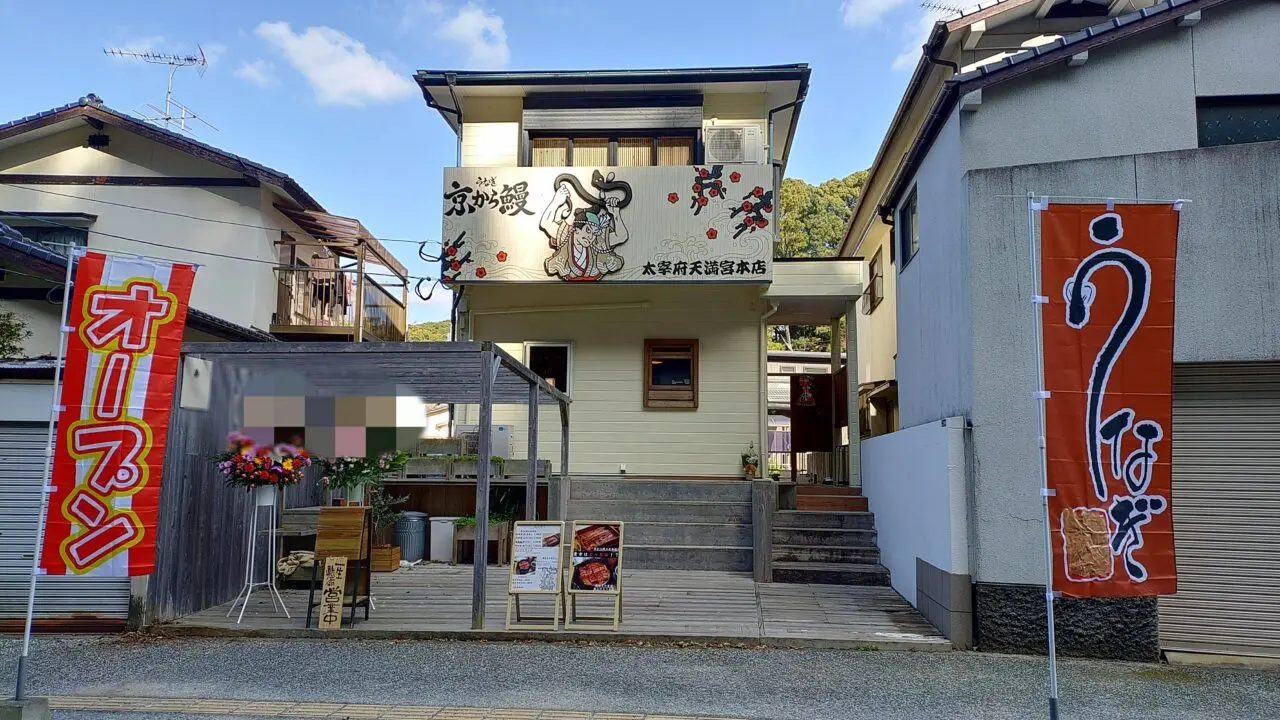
left=703, top=124, right=765, bottom=165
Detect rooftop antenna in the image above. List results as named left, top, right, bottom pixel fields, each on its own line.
left=103, top=45, right=217, bottom=134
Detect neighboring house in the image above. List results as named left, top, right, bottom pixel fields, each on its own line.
left=846, top=0, right=1280, bottom=660
left=416, top=65, right=865, bottom=485
left=0, top=96, right=409, bottom=626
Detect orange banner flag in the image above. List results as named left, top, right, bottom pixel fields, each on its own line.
left=1041, top=203, right=1180, bottom=598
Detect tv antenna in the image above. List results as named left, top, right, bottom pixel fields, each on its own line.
left=103, top=46, right=217, bottom=134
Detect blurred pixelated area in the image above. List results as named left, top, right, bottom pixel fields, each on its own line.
left=241, top=395, right=429, bottom=458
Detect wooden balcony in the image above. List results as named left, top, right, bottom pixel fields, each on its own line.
left=269, top=206, right=409, bottom=342
left=272, top=267, right=406, bottom=342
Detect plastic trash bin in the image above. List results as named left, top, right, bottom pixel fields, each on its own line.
left=395, top=511, right=428, bottom=563
left=429, top=516, right=460, bottom=563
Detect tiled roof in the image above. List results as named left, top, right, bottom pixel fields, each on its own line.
left=0, top=97, right=323, bottom=212
left=0, top=222, right=277, bottom=343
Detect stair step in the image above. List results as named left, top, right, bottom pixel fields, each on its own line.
left=613, top=521, right=751, bottom=546
left=795, top=485, right=862, bottom=496
left=796, top=495, right=869, bottom=511
left=772, top=527, right=878, bottom=547
left=569, top=499, right=751, bottom=523
left=570, top=478, right=751, bottom=503
left=772, top=561, right=891, bottom=586
left=772, top=544, right=881, bottom=564
left=625, top=544, right=752, bottom=571
left=773, top=510, right=875, bottom=530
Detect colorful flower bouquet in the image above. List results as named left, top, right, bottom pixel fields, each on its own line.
left=320, top=451, right=411, bottom=491
left=212, top=431, right=312, bottom=490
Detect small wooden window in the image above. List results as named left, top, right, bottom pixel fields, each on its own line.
left=644, top=339, right=698, bottom=409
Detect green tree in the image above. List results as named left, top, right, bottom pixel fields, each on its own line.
left=771, top=170, right=866, bottom=351
left=406, top=319, right=451, bottom=341
left=0, top=310, right=31, bottom=359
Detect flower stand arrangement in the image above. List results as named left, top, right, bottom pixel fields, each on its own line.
left=742, top=442, right=760, bottom=479
left=319, top=451, right=410, bottom=507
left=211, top=432, right=312, bottom=623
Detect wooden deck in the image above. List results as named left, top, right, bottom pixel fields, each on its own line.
left=168, top=565, right=949, bottom=650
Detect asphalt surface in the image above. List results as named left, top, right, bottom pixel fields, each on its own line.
left=3, top=635, right=1278, bottom=720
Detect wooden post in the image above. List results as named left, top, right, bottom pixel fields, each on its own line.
left=472, top=346, right=495, bottom=629
left=353, top=244, right=367, bottom=343
left=526, top=383, right=539, bottom=520
left=845, top=300, right=861, bottom=488
left=751, top=479, right=777, bottom=583
left=830, top=318, right=841, bottom=484
left=559, top=402, right=570, bottom=482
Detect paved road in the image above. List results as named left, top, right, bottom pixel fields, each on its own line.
left=2, top=635, right=1278, bottom=719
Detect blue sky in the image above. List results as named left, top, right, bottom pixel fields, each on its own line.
left=0, top=0, right=941, bottom=321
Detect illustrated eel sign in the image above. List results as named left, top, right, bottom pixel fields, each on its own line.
left=42, top=251, right=196, bottom=577
left=1041, top=203, right=1181, bottom=598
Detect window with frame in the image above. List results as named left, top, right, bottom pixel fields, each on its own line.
left=529, top=133, right=696, bottom=168
left=643, top=339, right=698, bottom=409
left=898, top=188, right=919, bottom=269
left=866, top=248, right=884, bottom=313
left=526, top=343, right=570, bottom=393
left=1197, top=95, right=1280, bottom=147
left=14, top=226, right=87, bottom=258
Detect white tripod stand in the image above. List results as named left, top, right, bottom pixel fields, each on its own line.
left=226, top=485, right=291, bottom=623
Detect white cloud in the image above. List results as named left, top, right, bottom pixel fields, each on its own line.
left=892, top=12, right=943, bottom=71
left=119, top=35, right=169, bottom=53
left=841, top=0, right=911, bottom=28
left=254, top=21, right=416, bottom=106
left=436, top=3, right=509, bottom=69
left=200, top=42, right=227, bottom=67
left=234, top=59, right=279, bottom=88
left=399, top=0, right=447, bottom=32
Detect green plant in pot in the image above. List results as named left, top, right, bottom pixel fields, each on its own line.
left=453, top=486, right=521, bottom=565
left=320, top=450, right=410, bottom=506
left=367, top=478, right=409, bottom=571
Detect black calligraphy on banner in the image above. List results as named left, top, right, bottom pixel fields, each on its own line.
left=440, top=231, right=473, bottom=283
left=444, top=178, right=534, bottom=217
left=642, top=259, right=767, bottom=277
left=729, top=187, right=774, bottom=239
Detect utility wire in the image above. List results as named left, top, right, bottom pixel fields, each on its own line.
left=4, top=184, right=441, bottom=246
left=1, top=210, right=442, bottom=284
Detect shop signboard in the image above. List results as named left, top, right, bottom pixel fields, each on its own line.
left=505, top=521, right=566, bottom=630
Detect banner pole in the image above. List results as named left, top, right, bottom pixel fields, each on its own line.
left=1027, top=194, right=1060, bottom=720
left=14, top=249, right=77, bottom=701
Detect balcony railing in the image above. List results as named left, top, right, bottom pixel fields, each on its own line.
left=272, top=266, right=406, bottom=342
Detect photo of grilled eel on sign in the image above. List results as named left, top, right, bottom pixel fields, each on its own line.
left=570, top=523, right=621, bottom=592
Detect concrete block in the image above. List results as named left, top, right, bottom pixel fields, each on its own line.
left=567, top=499, right=751, bottom=523
left=570, top=478, right=751, bottom=503
left=772, top=545, right=881, bottom=564
left=625, top=545, right=752, bottom=571
left=773, top=510, right=875, bottom=530
left=621, top=522, right=751, bottom=546
left=771, top=527, right=877, bottom=548
left=1, top=698, right=50, bottom=720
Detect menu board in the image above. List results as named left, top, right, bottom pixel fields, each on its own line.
left=569, top=522, right=623, bottom=594
left=508, top=521, right=565, bottom=594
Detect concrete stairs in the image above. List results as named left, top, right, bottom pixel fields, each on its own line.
left=771, top=491, right=890, bottom=585
left=565, top=477, right=752, bottom=571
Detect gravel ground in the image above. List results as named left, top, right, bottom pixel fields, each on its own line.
left=2, top=635, right=1279, bottom=720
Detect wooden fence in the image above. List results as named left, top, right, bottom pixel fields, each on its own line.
left=147, top=360, right=320, bottom=623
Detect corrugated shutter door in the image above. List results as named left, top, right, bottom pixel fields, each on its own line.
left=0, top=423, right=130, bottom=621
left=1159, top=363, right=1280, bottom=657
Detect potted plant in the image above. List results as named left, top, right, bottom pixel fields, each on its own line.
left=368, top=480, right=409, bottom=572
left=449, top=454, right=506, bottom=479
left=451, top=486, right=521, bottom=564
left=742, top=442, right=760, bottom=479
left=212, top=431, right=312, bottom=505
left=320, top=451, right=410, bottom=506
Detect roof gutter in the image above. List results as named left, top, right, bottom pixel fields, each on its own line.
left=877, top=0, right=1224, bottom=216
left=767, top=85, right=807, bottom=208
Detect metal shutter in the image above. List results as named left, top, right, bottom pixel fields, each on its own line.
left=0, top=423, right=130, bottom=622
left=1159, top=363, right=1280, bottom=657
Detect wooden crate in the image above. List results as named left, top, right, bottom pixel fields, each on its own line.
left=371, top=545, right=400, bottom=573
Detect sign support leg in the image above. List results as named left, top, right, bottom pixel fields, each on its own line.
left=14, top=252, right=76, bottom=701
left=1028, top=194, right=1060, bottom=720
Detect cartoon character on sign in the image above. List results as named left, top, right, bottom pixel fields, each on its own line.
left=1060, top=211, right=1168, bottom=584
left=539, top=171, right=632, bottom=282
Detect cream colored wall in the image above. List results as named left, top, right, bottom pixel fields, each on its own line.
left=853, top=222, right=897, bottom=386
left=703, top=92, right=768, bottom=151
left=460, top=97, right=522, bottom=167
left=458, top=283, right=766, bottom=476
left=0, top=127, right=293, bottom=332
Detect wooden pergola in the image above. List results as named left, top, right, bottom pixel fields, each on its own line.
left=177, top=341, right=570, bottom=629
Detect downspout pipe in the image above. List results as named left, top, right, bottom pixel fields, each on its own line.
left=759, top=302, right=781, bottom=480
left=445, top=72, right=463, bottom=166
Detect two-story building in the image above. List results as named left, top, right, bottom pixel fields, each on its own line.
left=843, top=0, right=1280, bottom=660
left=415, top=66, right=868, bottom=573
left=0, top=95, right=410, bottom=626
